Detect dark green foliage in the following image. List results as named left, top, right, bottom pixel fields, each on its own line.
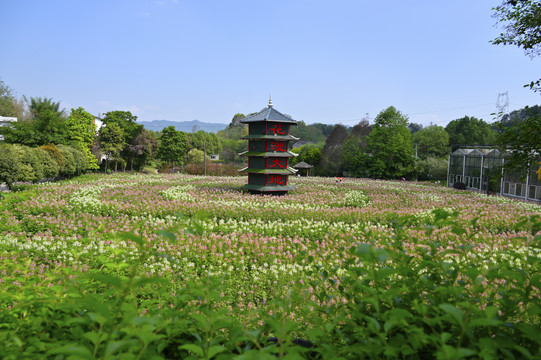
left=408, top=122, right=423, bottom=134
left=412, top=125, right=450, bottom=159
left=497, top=106, right=541, bottom=172
left=34, top=147, right=60, bottom=179
left=40, top=143, right=66, bottom=175
left=128, top=129, right=156, bottom=170
left=186, top=130, right=223, bottom=155
left=2, top=97, right=69, bottom=146
left=290, top=143, right=322, bottom=170
left=156, top=126, right=188, bottom=167
left=0, top=144, right=32, bottom=189
left=102, top=111, right=145, bottom=170
left=99, top=123, right=125, bottom=173
left=290, top=121, right=328, bottom=143
left=416, top=157, right=449, bottom=181
left=453, top=181, right=467, bottom=190
left=445, top=116, right=497, bottom=147
left=365, top=106, right=415, bottom=179
left=1, top=213, right=540, bottom=358
left=319, top=124, right=348, bottom=176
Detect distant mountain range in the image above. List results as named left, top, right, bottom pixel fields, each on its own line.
left=138, top=120, right=228, bottom=133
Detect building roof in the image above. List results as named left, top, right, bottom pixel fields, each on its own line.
left=293, top=161, right=313, bottom=169
left=241, top=98, right=298, bottom=125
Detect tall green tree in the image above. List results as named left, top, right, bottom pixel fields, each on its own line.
left=445, top=116, right=497, bottom=147
left=127, top=129, right=155, bottom=170
left=156, top=126, right=187, bottom=167
left=492, top=0, right=541, bottom=92
left=66, top=107, right=99, bottom=170
left=365, top=106, right=415, bottom=179
left=99, top=123, right=125, bottom=173
left=0, top=78, right=16, bottom=117
left=102, top=111, right=144, bottom=170
left=3, top=97, right=68, bottom=146
left=319, top=124, right=348, bottom=176
left=497, top=106, right=541, bottom=171
left=186, top=130, right=222, bottom=155
left=342, top=119, right=372, bottom=177
left=26, top=96, right=65, bottom=119
left=412, top=125, right=450, bottom=159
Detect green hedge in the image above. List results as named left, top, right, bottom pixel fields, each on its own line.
left=0, top=143, right=89, bottom=190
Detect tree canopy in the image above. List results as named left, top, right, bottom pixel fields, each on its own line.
left=412, top=125, right=450, bottom=159
left=445, top=116, right=497, bottom=147
left=365, top=106, right=415, bottom=179
left=156, top=126, right=187, bottom=167
left=497, top=106, right=541, bottom=171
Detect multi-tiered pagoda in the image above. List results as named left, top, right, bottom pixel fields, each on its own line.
left=239, top=98, right=299, bottom=195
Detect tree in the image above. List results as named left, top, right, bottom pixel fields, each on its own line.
left=412, top=125, right=450, bottom=159
left=34, top=147, right=59, bottom=179
left=497, top=106, right=541, bottom=171
left=290, top=143, right=322, bottom=168
left=3, top=97, right=68, bottom=146
left=492, top=0, right=541, bottom=92
left=408, top=123, right=423, bottom=134
left=128, top=129, right=154, bottom=170
left=26, top=96, right=65, bottom=119
left=342, top=119, right=372, bottom=177
left=156, top=126, right=187, bottom=167
left=99, top=123, right=125, bottom=173
left=41, top=144, right=66, bottom=175
left=186, top=130, right=222, bottom=155
left=0, top=144, right=33, bottom=190
left=365, top=106, right=415, bottom=179
left=185, top=148, right=210, bottom=165
left=66, top=107, right=99, bottom=170
left=319, top=124, right=348, bottom=176
left=445, top=116, right=498, bottom=147
left=0, top=78, right=16, bottom=117
left=289, top=121, right=327, bottom=143
left=102, top=111, right=144, bottom=170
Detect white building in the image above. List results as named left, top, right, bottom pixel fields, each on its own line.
left=0, top=116, right=17, bottom=141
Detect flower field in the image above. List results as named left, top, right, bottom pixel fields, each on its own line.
left=1, top=173, right=540, bottom=359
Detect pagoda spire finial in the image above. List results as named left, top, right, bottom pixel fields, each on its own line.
left=268, top=95, right=273, bottom=108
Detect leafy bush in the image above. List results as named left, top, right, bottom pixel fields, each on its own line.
left=453, top=181, right=467, bottom=190
left=417, top=156, right=448, bottom=181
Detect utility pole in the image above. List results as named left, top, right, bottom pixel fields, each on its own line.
left=203, top=140, right=207, bottom=176
left=496, top=92, right=509, bottom=116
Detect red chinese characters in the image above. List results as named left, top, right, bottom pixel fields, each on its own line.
left=268, top=123, right=286, bottom=135
left=269, top=158, right=286, bottom=168
left=267, top=175, right=285, bottom=185
left=269, top=141, right=286, bottom=152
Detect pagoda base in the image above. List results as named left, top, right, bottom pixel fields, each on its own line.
left=242, top=184, right=295, bottom=195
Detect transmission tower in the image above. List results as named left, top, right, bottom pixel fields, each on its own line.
left=496, top=92, right=509, bottom=115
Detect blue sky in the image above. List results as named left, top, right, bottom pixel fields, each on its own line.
left=1, top=0, right=539, bottom=126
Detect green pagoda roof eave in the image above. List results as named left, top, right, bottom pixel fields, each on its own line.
left=241, top=184, right=296, bottom=192
left=238, top=167, right=297, bottom=175
left=238, top=151, right=298, bottom=158
left=243, top=134, right=300, bottom=141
